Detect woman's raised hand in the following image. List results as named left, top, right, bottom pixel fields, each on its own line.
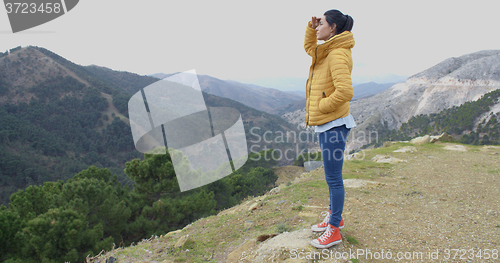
left=311, top=16, right=320, bottom=29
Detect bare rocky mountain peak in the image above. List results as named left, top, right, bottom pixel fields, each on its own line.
left=409, top=49, right=500, bottom=81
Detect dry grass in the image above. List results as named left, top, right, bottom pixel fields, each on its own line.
left=90, top=142, right=500, bottom=263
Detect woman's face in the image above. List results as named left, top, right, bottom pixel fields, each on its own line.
left=316, top=15, right=335, bottom=41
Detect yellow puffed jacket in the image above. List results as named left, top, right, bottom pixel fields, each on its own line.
left=304, top=21, right=355, bottom=126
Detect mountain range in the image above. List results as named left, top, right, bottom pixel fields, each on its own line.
left=280, top=50, right=500, bottom=151
left=229, top=74, right=407, bottom=92
left=348, top=49, right=500, bottom=150
left=150, top=73, right=304, bottom=114
left=269, top=83, right=397, bottom=123
left=150, top=74, right=399, bottom=114
left=0, top=46, right=307, bottom=205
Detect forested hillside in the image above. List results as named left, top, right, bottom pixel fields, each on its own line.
left=360, top=88, right=500, bottom=148
left=0, top=149, right=279, bottom=263
left=0, top=46, right=308, bottom=205
left=0, top=46, right=158, bottom=204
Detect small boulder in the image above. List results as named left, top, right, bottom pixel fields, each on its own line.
left=248, top=202, right=260, bottom=211
left=410, top=135, right=431, bottom=145
left=268, top=187, right=280, bottom=195
left=430, top=133, right=454, bottom=143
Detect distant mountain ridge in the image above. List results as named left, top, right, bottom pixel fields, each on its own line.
left=276, top=82, right=397, bottom=100
left=409, top=50, right=500, bottom=81
left=271, top=82, right=396, bottom=117
left=228, top=74, right=407, bottom=92
left=150, top=73, right=303, bottom=114
left=352, top=82, right=396, bottom=100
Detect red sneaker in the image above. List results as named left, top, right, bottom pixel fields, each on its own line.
left=311, top=210, right=344, bottom=232
left=311, top=223, right=342, bottom=249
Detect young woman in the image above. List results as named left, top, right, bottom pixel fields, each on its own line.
left=304, top=9, right=355, bottom=249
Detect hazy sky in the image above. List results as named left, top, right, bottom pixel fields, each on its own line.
left=1, top=0, right=499, bottom=84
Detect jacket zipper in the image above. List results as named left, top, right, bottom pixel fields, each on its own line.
left=306, top=46, right=319, bottom=125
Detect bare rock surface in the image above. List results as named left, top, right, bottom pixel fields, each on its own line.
left=443, top=144, right=467, bottom=151
left=372, top=154, right=406, bottom=164
left=393, top=146, right=417, bottom=153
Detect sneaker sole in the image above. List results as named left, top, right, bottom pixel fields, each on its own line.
left=311, top=226, right=327, bottom=232
left=311, top=225, right=344, bottom=232
left=310, top=239, right=342, bottom=249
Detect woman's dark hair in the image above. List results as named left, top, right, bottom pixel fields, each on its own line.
left=324, top=9, right=354, bottom=35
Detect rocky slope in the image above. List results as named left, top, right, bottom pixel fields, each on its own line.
left=89, top=140, right=500, bottom=263
left=281, top=50, right=500, bottom=151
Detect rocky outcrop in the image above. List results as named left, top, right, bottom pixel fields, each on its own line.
left=410, top=135, right=431, bottom=145
left=430, top=133, right=454, bottom=143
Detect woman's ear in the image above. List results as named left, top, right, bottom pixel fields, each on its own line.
left=329, top=23, right=337, bottom=38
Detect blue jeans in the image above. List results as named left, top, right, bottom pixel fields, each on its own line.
left=318, top=125, right=350, bottom=227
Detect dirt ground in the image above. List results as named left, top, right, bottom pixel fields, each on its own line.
left=337, top=143, right=500, bottom=262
